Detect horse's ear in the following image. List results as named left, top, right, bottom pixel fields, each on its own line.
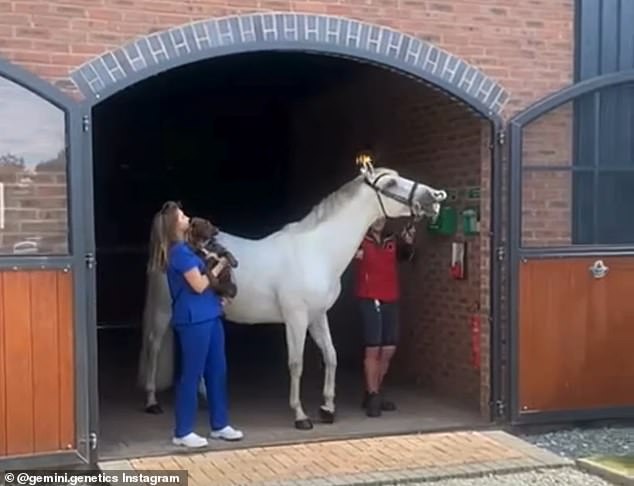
left=355, top=150, right=375, bottom=176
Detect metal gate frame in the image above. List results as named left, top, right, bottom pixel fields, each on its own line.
left=0, top=59, right=94, bottom=468
left=506, top=69, right=634, bottom=425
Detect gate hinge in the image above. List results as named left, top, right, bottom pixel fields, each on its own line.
left=495, top=400, right=506, bottom=418
left=82, top=114, right=91, bottom=132
left=496, top=245, right=505, bottom=261
left=85, top=252, right=96, bottom=269
left=496, top=130, right=505, bottom=146
left=89, top=432, right=97, bottom=450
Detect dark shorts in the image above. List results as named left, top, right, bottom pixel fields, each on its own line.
left=359, top=298, right=399, bottom=348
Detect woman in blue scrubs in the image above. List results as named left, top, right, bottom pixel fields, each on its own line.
left=157, top=201, right=243, bottom=448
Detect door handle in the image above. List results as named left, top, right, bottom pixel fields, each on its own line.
left=589, top=259, right=609, bottom=279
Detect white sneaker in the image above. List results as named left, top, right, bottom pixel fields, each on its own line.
left=210, top=425, right=244, bottom=441
left=172, top=432, right=208, bottom=448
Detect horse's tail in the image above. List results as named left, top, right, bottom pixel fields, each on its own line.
left=137, top=323, right=175, bottom=391
left=137, top=270, right=175, bottom=392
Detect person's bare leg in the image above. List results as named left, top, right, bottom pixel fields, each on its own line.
left=364, top=346, right=381, bottom=393
left=364, top=346, right=382, bottom=416
left=378, top=345, right=396, bottom=388
left=377, top=345, right=397, bottom=411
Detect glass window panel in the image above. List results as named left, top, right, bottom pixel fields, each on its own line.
left=521, top=169, right=574, bottom=247
left=521, top=100, right=574, bottom=168
left=520, top=83, right=634, bottom=248
left=594, top=171, right=634, bottom=244
left=597, top=84, right=634, bottom=168
left=571, top=171, right=594, bottom=244
left=0, top=75, right=68, bottom=255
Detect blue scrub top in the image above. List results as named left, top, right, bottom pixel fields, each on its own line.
left=166, top=241, right=223, bottom=326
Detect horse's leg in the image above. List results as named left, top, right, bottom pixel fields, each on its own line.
left=144, top=315, right=170, bottom=414
left=282, top=307, right=311, bottom=430
left=308, top=313, right=337, bottom=424
left=198, top=378, right=207, bottom=402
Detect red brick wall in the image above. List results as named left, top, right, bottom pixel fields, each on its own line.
left=385, top=90, right=486, bottom=409
left=0, top=0, right=573, bottom=117
left=521, top=104, right=573, bottom=246
left=287, top=68, right=487, bottom=409
left=0, top=0, right=575, bottom=417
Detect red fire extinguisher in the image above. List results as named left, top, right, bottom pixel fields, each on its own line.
left=469, top=302, right=481, bottom=369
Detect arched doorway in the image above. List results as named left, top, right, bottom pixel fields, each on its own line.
left=71, top=13, right=509, bottom=118
left=78, top=13, right=508, bottom=463
left=2, top=14, right=508, bottom=466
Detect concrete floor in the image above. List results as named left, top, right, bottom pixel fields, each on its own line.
left=96, top=325, right=487, bottom=461
left=99, top=331, right=486, bottom=460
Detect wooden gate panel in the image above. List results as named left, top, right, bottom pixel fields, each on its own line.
left=519, top=257, right=634, bottom=413
left=32, top=271, right=62, bottom=452
left=0, top=270, right=75, bottom=457
left=58, top=271, right=75, bottom=452
left=0, top=274, right=5, bottom=456
left=3, top=272, right=35, bottom=455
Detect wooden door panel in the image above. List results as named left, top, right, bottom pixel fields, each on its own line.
left=0, top=270, right=75, bottom=457
left=31, top=271, right=62, bottom=452
left=3, top=272, right=35, bottom=455
left=519, top=257, right=634, bottom=412
left=0, top=274, right=5, bottom=456
left=57, top=271, right=75, bottom=451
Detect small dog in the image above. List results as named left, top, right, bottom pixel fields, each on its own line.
left=186, top=217, right=238, bottom=299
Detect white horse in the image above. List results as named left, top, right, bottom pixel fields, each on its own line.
left=137, top=165, right=447, bottom=429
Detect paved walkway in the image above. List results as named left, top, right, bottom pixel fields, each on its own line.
left=100, top=430, right=572, bottom=486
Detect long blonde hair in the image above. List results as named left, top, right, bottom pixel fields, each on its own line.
left=147, top=201, right=182, bottom=273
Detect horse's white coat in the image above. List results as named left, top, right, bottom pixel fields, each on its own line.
left=137, top=167, right=446, bottom=426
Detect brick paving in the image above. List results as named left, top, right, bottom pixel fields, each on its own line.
left=100, top=430, right=572, bottom=486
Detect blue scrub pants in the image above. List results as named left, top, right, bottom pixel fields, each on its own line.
left=173, top=317, right=228, bottom=438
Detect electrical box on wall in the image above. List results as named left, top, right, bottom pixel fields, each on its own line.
left=450, top=241, right=465, bottom=279
left=462, top=207, right=480, bottom=236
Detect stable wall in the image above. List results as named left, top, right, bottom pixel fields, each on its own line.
left=0, top=2, right=576, bottom=453
left=287, top=67, right=487, bottom=409
left=0, top=0, right=574, bottom=120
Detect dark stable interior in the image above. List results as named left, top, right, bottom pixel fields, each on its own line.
left=93, top=52, right=369, bottom=377
left=91, top=52, right=484, bottom=460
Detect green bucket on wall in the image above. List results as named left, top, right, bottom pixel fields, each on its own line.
left=427, top=205, right=457, bottom=236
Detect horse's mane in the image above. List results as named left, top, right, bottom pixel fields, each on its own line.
left=145, top=167, right=398, bottom=251
left=278, top=167, right=397, bottom=235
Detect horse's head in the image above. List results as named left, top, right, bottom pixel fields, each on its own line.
left=361, top=167, right=447, bottom=222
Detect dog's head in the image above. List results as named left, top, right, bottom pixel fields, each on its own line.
left=187, top=217, right=219, bottom=245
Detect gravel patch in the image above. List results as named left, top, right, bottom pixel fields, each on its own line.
left=518, top=425, right=634, bottom=459
left=399, top=467, right=614, bottom=485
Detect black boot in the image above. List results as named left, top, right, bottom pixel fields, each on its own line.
left=362, top=391, right=396, bottom=412
left=380, top=396, right=396, bottom=411
left=365, top=392, right=382, bottom=417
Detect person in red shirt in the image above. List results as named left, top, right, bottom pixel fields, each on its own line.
left=355, top=217, right=415, bottom=417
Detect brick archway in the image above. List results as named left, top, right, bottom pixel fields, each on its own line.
left=70, top=12, right=509, bottom=117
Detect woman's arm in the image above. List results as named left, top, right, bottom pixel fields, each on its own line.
left=183, top=268, right=211, bottom=294
left=396, top=226, right=416, bottom=262
left=171, top=244, right=226, bottom=294
left=185, top=256, right=230, bottom=294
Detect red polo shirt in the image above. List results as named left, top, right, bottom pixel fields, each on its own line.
left=355, top=231, right=411, bottom=302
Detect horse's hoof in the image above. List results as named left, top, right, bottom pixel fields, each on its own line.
left=294, top=418, right=313, bottom=430
left=319, top=407, right=335, bottom=424
left=145, top=404, right=163, bottom=414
